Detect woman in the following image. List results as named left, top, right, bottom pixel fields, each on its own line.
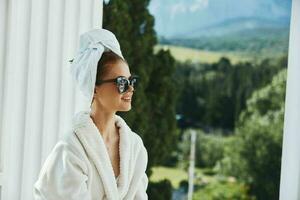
left=33, top=29, right=148, bottom=200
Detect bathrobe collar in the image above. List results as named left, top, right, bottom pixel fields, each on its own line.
left=72, top=111, right=131, bottom=199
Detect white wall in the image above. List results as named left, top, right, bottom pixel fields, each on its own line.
left=280, top=0, right=300, bottom=199
left=0, top=0, right=103, bottom=199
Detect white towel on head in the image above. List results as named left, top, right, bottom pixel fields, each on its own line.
left=70, top=28, right=125, bottom=112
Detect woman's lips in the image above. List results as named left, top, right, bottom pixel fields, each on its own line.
left=121, top=96, right=132, bottom=101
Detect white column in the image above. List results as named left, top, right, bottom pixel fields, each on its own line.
left=57, top=0, right=79, bottom=140
left=2, top=0, right=32, bottom=199
left=94, top=0, right=103, bottom=28
left=0, top=0, right=103, bottom=199
left=0, top=0, right=7, bottom=194
left=0, top=0, right=8, bottom=177
left=279, top=0, right=300, bottom=199
left=20, top=0, right=49, bottom=199
left=187, top=129, right=196, bottom=200
left=40, top=0, right=65, bottom=163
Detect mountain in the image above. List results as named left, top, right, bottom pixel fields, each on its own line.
left=148, top=0, right=292, bottom=38
left=174, top=16, right=290, bottom=39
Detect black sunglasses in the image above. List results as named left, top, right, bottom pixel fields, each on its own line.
left=96, top=75, right=139, bottom=94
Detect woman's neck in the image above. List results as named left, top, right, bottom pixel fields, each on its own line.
left=90, top=103, right=118, bottom=143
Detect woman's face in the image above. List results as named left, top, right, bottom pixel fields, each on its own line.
left=93, top=60, right=134, bottom=112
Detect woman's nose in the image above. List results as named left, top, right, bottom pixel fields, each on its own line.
left=128, top=85, right=134, bottom=92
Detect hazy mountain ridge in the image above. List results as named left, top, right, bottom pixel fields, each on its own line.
left=149, top=0, right=292, bottom=38
left=173, top=16, right=290, bottom=39
left=158, top=16, right=290, bottom=54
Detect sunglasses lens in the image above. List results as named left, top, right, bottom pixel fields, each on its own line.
left=130, top=77, right=138, bottom=87
left=116, top=76, right=139, bottom=94
left=116, top=77, right=129, bottom=94
left=118, top=84, right=126, bottom=93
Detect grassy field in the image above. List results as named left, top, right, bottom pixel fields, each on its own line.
left=154, top=44, right=252, bottom=64
left=150, top=166, right=218, bottom=189
left=150, top=166, right=188, bottom=189
left=150, top=166, right=246, bottom=200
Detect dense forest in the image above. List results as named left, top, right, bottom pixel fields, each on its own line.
left=175, top=56, right=287, bottom=131
left=174, top=57, right=286, bottom=199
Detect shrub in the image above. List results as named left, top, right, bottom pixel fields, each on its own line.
left=147, top=179, right=173, bottom=200
left=196, top=130, right=228, bottom=168
left=193, top=181, right=255, bottom=200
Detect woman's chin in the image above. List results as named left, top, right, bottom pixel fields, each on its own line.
left=118, top=105, right=132, bottom=112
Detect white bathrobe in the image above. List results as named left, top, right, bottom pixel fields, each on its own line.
left=33, top=111, right=148, bottom=200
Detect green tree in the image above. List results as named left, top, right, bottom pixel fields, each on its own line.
left=196, top=131, right=227, bottom=168
left=175, top=56, right=287, bottom=131
left=103, top=0, right=179, bottom=171
left=220, top=69, right=287, bottom=200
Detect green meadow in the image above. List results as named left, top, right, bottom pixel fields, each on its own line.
left=150, top=166, right=217, bottom=189
left=154, top=44, right=252, bottom=64
left=150, top=166, right=187, bottom=189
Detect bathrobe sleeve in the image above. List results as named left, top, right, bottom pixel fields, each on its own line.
left=33, top=141, right=91, bottom=200
left=134, top=173, right=149, bottom=200
left=134, top=144, right=149, bottom=200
